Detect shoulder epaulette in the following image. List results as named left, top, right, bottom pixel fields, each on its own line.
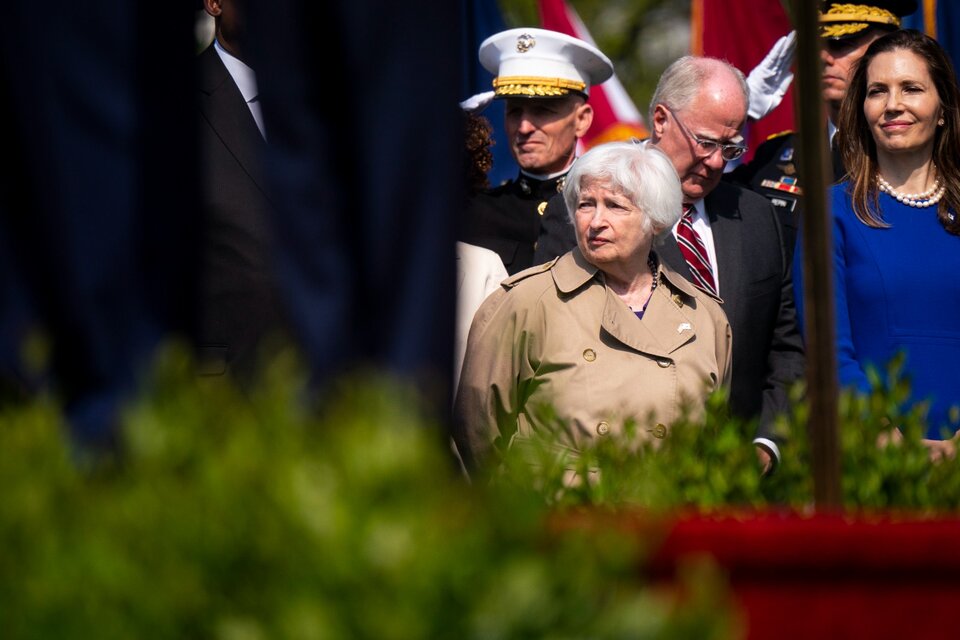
left=502, top=257, right=559, bottom=288
left=765, top=129, right=794, bottom=141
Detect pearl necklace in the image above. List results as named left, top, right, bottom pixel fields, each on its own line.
left=876, top=172, right=945, bottom=208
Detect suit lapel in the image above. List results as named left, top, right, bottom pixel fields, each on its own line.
left=657, top=235, right=689, bottom=281
left=198, top=47, right=267, bottom=194
left=704, top=185, right=743, bottom=303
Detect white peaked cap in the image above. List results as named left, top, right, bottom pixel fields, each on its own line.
left=479, top=28, right=613, bottom=99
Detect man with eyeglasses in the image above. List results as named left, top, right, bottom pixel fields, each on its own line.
left=649, top=56, right=804, bottom=474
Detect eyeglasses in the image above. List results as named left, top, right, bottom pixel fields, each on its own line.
left=665, top=106, right=748, bottom=162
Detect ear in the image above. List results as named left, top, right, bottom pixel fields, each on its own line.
left=573, top=101, right=594, bottom=138
left=650, top=104, right=669, bottom=140
left=203, top=0, right=222, bottom=18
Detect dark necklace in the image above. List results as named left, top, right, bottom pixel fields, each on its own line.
left=625, top=254, right=660, bottom=313
left=647, top=253, right=659, bottom=293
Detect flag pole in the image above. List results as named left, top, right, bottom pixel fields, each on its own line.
left=793, top=1, right=842, bottom=508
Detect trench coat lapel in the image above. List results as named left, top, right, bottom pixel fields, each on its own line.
left=552, top=249, right=701, bottom=359
left=602, top=260, right=706, bottom=357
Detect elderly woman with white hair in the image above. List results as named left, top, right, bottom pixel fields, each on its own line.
left=453, top=142, right=732, bottom=471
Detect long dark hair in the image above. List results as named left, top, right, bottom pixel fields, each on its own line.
left=837, top=29, right=960, bottom=235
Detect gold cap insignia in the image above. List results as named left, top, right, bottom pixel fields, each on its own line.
left=516, top=33, right=536, bottom=53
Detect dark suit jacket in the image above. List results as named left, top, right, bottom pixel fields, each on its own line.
left=658, top=181, right=805, bottom=439
left=196, top=45, right=284, bottom=378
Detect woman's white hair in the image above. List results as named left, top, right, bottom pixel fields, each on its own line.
left=562, top=141, right=683, bottom=242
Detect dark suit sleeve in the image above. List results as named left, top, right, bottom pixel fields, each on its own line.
left=757, top=201, right=806, bottom=441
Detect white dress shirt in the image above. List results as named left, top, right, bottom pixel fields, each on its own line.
left=213, top=40, right=266, bottom=140
left=670, top=198, right=720, bottom=293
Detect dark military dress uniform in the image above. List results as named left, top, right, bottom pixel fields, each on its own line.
left=726, top=130, right=845, bottom=254
left=461, top=172, right=566, bottom=275
left=727, top=132, right=803, bottom=254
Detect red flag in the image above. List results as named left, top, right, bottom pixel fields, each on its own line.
left=692, top=0, right=795, bottom=162
left=538, top=0, right=648, bottom=149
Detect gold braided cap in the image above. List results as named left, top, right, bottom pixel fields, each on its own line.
left=492, top=76, right=586, bottom=98
left=820, top=4, right=901, bottom=39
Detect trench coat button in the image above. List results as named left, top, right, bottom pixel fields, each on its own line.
left=656, top=358, right=671, bottom=368
left=651, top=424, right=667, bottom=439
left=583, top=348, right=596, bottom=362
left=672, top=294, right=683, bottom=308
left=596, top=421, right=609, bottom=436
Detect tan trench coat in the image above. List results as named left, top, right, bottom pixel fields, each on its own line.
left=453, top=247, right=732, bottom=469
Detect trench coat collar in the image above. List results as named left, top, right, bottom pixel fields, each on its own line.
left=552, top=248, right=708, bottom=357
left=552, top=246, right=711, bottom=300
left=551, top=247, right=601, bottom=294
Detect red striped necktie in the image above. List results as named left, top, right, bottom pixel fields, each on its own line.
left=676, top=203, right=717, bottom=296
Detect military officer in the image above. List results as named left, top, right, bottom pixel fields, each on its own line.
left=460, top=28, right=613, bottom=275
left=728, top=0, right=918, bottom=249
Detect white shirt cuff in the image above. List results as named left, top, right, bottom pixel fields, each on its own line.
left=753, top=437, right=781, bottom=466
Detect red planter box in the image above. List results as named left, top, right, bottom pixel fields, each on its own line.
left=649, top=513, right=960, bottom=639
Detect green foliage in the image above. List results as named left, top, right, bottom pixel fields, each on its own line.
left=832, top=357, right=960, bottom=511
left=0, top=347, right=737, bottom=639
left=497, top=355, right=960, bottom=513
left=496, top=391, right=780, bottom=511
left=6, top=344, right=954, bottom=638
